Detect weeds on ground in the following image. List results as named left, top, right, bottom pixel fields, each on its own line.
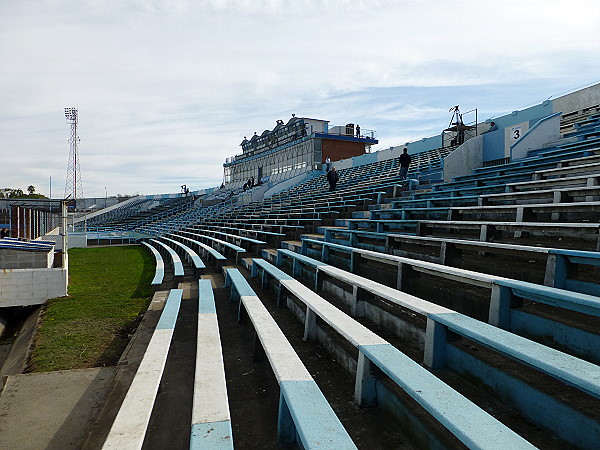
left=30, top=245, right=154, bottom=372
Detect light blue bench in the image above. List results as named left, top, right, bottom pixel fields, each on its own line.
left=425, top=311, right=600, bottom=401
left=141, top=241, right=164, bottom=288
left=223, top=268, right=356, bottom=449
left=173, top=232, right=227, bottom=266
left=547, top=248, right=600, bottom=296
left=277, top=248, right=600, bottom=388
left=160, top=236, right=205, bottom=273
left=491, top=278, right=600, bottom=326
left=149, top=238, right=184, bottom=279
left=187, top=232, right=246, bottom=262
left=382, top=233, right=600, bottom=295
left=196, top=228, right=266, bottom=253
left=190, top=280, right=233, bottom=449
left=296, top=241, right=600, bottom=362
left=103, top=289, right=183, bottom=449
left=249, top=259, right=535, bottom=449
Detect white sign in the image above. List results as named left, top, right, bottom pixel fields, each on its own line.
left=511, top=125, right=523, bottom=141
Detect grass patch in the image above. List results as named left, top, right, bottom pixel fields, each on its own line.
left=30, top=245, right=154, bottom=372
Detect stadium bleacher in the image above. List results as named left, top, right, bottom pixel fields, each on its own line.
left=89, top=109, right=600, bottom=447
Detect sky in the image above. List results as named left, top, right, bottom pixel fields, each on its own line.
left=1, top=0, right=599, bottom=198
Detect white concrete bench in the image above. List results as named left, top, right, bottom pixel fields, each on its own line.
left=195, top=228, right=266, bottom=254
left=149, top=238, right=184, bottom=279
left=223, top=268, right=356, bottom=449
left=533, top=161, right=600, bottom=180
left=447, top=200, right=600, bottom=222
left=479, top=185, right=600, bottom=205
left=249, top=259, right=535, bottom=449
left=416, top=220, right=600, bottom=250
left=141, top=241, right=164, bottom=287
left=102, top=289, right=183, bottom=450
left=182, top=232, right=246, bottom=262
left=159, top=236, right=205, bottom=273
left=425, top=311, right=600, bottom=401
left=172, top=232, right=227, bottom=266
left=279, top=247, right=600, bottom=363
left=190, top=280, right=233, bottom=449
left=506, top=173, right=600, bottom=192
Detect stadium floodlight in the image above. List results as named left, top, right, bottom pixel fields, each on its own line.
left=64, top=107, right=78, bottom=123
left=64, top=107, right=83, bottom=202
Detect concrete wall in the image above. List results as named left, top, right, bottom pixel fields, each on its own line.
left=0, top=268, right=67, bottom=307
left=443, top=135, right=484, bottom=182
left=511, top=112, right=562, bottom=160
left=552, top=83, right=600, bottom=114
left=0, top=248, right=53, bottom=269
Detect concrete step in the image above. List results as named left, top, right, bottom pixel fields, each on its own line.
left=351, top=210, right=371, bottom=219
left=240, top=257, right=253, bottom=270
left=317, top=226, right=345, bottom=234
left=261, top=248, right=278, bottom=263
left=334, top=218, right=351, bottom=227
left=280, top=240, right=302, bottom=252
left=300, top=233, right=325, bottom=241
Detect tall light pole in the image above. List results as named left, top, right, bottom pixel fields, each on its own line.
left=64, top=107, right=83, bottom=209
left=105, top=186, right=107, bottom=208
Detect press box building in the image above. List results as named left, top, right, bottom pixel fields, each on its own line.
left=223, top=116, right=378, bottom=186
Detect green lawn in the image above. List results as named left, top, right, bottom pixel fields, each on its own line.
left=31, top=245, right=154, bottom=372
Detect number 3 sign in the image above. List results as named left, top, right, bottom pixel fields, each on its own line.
left=511, top=125, right=522, bottom=141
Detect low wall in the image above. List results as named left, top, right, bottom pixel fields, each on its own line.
left=0, top=248, right=53, bottom=269
left=510, top=112, right=562, bottom=160
left=443, top=135, right=484, bottom=182
left=0, top=268, right=68, bottom=307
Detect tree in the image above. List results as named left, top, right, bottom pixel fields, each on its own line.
left=27, top=185, right=36, bottom=195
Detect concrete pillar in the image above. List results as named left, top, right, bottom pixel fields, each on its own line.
left=489, top=284, right=513, bottom=329
left=303, top=307, right=317, bottom=342
left=423, top=318, right=447, bottom=369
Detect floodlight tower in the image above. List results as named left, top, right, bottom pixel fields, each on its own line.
left=64, top=107, right=83, bottom=205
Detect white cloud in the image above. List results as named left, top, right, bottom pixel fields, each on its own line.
left=1, top=1, right=599, bottom=197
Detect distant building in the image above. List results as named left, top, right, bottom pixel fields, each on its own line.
left=223, top=116, right=377, bottom=186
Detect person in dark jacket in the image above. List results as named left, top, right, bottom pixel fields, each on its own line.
left=327, top=166, right=339, bottom=191
left=399, top=147, right=411, bottom=180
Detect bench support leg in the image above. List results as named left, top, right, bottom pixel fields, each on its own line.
left=351, top=286, right=366, bottom=318
left=424, top=318, right=447, bottom=369
left=543, top=254, right=568, bottom=289
left=489, top=284, right=513, bottom=329
left=277, top=391, right=297, bottom=446
left=354, top=351, right=377, bottom=407
left=396, top=262, right=414, bottom=291
left=322, top=245, right=330, bottom=264
left=277, top=285, right=286, bottom=308
left=440, top=242, right=461, bottom=265
left=261, top=270, right=269, bottom=290
left=304, top=307, right=318, bottom=342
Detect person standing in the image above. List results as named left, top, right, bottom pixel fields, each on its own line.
left=327, top=166, right=339, bottom=191
left=399, top=147, right=411, bottom=180
left=325, top=156, right=332, bottom=172
left=356, top=124, right=361, bottom=138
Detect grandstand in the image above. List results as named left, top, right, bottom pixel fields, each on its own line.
left=2, top=84, right=600, bottom=448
